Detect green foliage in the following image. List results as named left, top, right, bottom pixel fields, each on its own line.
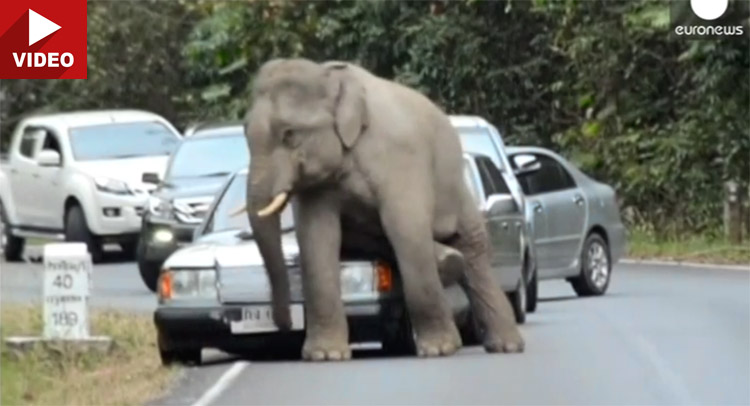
left=1, top=0, right=747, bottom=237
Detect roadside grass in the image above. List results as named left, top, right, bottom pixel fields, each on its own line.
left=627, top=229, right=750, bottom=265
left=0, top=305, right=177, bottom=406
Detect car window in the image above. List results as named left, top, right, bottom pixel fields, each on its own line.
left=41, top=130, right=62, bottom=153
left=462, top=160, right=482, bottom=206
left=474, top=158, right=496, bottom=199
left=204, top=173, right=295, bottom=235
left=166, top=133, right=249, bottom=180
left=455, top=126, right=504, bottom=170
left=511, top=153, right=576, bottom=195
left=19, top=127, right=43, bottom=159
left=476, top=156, right=511, bottom=195
left=69, top=121, right=179, bottom=161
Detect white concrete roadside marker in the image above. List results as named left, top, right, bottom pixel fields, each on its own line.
left=4, top=242, right=112, bottom=356
left=191, top=361, right=250, bottom=406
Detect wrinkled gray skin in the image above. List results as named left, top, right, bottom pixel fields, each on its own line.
left=245, top=58, right=524, bottom=361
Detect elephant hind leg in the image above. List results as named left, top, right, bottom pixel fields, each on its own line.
left=452, top=203, right=525, bottom=353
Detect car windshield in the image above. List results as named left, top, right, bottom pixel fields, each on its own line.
left=69, top=121, right=179, bottom=161
left=166, top=130, right=249, bottom=180
left=456, top=126, right=505, bottom=170
left=208, top=173, right=295, bottom=235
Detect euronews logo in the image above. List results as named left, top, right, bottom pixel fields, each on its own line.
left=671, top=0, right=748, bottom=38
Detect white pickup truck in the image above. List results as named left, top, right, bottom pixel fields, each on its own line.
left=0, top=110, right=183, bottom=262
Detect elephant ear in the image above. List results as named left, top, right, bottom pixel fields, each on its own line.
left=325, top=62, right=368, bottom=149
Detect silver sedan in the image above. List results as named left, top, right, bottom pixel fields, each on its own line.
left=506, top=146, right=626, bottom=297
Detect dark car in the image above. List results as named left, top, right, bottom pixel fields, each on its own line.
left=136, top=122, right=249, bottom=291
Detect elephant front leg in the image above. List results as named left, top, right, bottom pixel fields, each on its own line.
left=296, top=191, right=351, bottom=361
left=380, top=203, right=462, bottom=357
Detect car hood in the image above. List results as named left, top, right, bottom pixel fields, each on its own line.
left=74, top=156, right=170, bottom=193
left=162, top=230, right=300, bottom=269
left=153, top=176, right=227, bottom=201
left=162, top=230, right=303, bottom=303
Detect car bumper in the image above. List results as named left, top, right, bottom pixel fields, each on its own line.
left=154, top=299, right=405, bottom=353
left=140, top=217, right=198, bottom=262
left=88, top=192, right=147, bottom=236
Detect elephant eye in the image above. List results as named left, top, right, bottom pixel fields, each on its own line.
left=282, top=129, right=298, bottom=147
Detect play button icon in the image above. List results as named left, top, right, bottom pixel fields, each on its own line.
left=28, top=9, right=61, bottom=47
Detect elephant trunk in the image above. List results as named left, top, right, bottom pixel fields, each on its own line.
left=247, top=155, right=294, bottom=330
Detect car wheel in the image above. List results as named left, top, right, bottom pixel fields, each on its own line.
left=459, top=309, right=481, bottom=347
left=160, top=348, right=201, bottom=366
left=507, top=276, right=527, bottom=324
left=526, top=266, right=538, bottom=313
left=382, top=313, right=416, bottom=356
left=65, top=205, right=103, bottom=263
left=570, top=233, right=612, bottom=297
left=0, top=201, right=24, bottom=262
left=158, top=331, right=201, bottom=366
left=120, top=239, right=138, bottom=259
left=136, top=238, right=160, bottom=292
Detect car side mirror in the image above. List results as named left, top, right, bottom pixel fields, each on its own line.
left=512, top=154, right=541, bottom=177
left=142, top=172, right=160, bottom=184
left=484, top=194, right=519, bottom=215
left=37, top=150, right=61, bottom=167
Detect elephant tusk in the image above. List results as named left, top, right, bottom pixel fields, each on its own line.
left=229, top=205, right=247, bottom=217
left=257, top=192, right=289, bottom=217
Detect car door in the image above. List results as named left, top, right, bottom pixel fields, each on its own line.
left=35, top=128, right=66, bottom=230
left=511, top=152, right=586, bottom=275
left=8, top=126, right=45, bottom=226
left=475, top=156, right=523, bottom=275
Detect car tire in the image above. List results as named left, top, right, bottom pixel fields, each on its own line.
left=136, top=237, right=160, bottom=292
left=160, top=348, right=201, bottom=366
left=158, top=331, right=201, bottom=366
left=0, top=201, right=25, bottom=262
left=382, top=313, right=416, bottom=356
left=65, top=205, right=103, bottom=263
left=120, top=239, right=138, bottom=259
left=526, top=266, right=538, bottom=313
left=507, top=276, right=527, bottom=324
left=569, top=233, right=612, bottom=297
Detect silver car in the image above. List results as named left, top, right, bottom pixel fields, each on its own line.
left=506, top=146, right=627, bottom=297
left=153, top=152, right=532, bottom=365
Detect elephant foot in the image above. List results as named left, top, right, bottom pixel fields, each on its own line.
left=302, top=335, right=351, bottom=361
left=414, top=320, right=462, bottom=357
left=483, top=326, right=525, bottom=353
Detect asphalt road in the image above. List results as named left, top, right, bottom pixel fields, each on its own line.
left=2, top=252, right=748, bottom=405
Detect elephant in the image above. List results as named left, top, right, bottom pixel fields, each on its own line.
left=244, top=57, right=525, bottom=361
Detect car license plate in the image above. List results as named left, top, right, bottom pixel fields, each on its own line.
left=230, top=304, right=305, bottom=334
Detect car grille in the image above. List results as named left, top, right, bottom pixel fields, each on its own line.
left=173, top=197, right=214, bottom=223
left=218, top=265, right=304, bottom=304
left=187, top=202, right=211, bottom=219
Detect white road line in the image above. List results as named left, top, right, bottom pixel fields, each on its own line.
left=622, top=258, right=750, bottom=272
left=191, top=361, right=250, bottom=406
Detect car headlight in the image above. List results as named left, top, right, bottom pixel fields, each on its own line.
left=340, top=261, right=392, bottom=296
left=94, top=177, right=132, bottom=195
left=148, top=195, right=173, bottom=219
left=159, top=269, right=217, bottom=300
